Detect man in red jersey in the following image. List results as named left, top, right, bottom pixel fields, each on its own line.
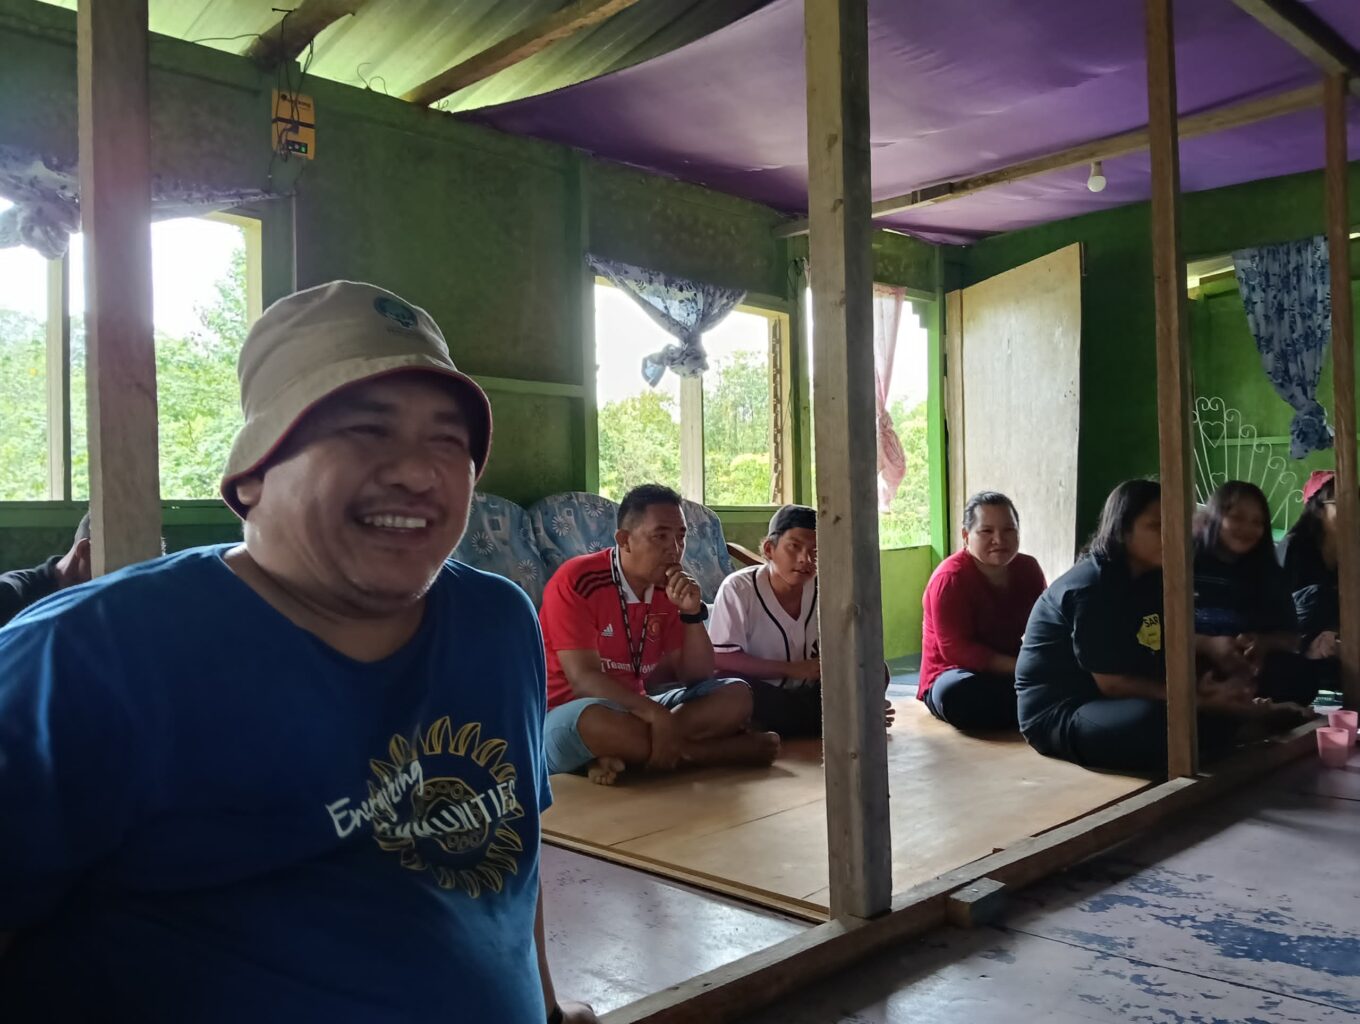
left=539, top=484, right=780, bottom=785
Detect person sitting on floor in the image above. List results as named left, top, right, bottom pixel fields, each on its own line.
left=0, top=514, right=92, bottom=628
left=708, top=505, right=896, bottom=737
left=917, top=491, right=1047, bottom=731
left=1193, top=480, right=1321, bottom=707
left=1278, top=469, right=1342, bottom=684
left=709, top=504, right=823, bottom=737
left=539, top=483, right=780, bottom=785
left=1016, top=479, right=1311, bottom=775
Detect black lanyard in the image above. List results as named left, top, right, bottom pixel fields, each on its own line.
left=612, top=555, right=654, bottom=682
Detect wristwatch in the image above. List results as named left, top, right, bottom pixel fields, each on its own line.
left=680, top=605, right=709, bottom=624
left=548, top=1004, right=564, bottom=1024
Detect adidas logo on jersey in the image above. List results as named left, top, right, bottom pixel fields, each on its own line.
left=601, top=624, right=615, bottom=637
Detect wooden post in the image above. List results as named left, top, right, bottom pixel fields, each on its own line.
left=78, top=0, right=162, bottom=573
left=45, top=255, right=71, bottom=501
left=804, top=0, right=892, bottom=919
left=1324, top=73, right=1360, bottom=710
left=1145, top=0, right=1198, bottom=777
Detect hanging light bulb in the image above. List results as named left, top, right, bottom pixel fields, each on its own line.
left=1087, top=160, right=1107, bottom=193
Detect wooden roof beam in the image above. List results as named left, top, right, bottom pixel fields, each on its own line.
left=245, top=0, right=366, bottom=67
left=1229, top=0, right=1360, bottom=96
left=402, top=0, right=643, bottom=107
left=773, top=83, right=1322, bottom=238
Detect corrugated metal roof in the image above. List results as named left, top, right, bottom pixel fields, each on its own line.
left=37, top=0, right=770, bottom=110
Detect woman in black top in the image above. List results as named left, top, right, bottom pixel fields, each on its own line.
left=1016, top=480, right=1308, bottom=774
left=1278, top=470, right=1341, bottom=672
left=1193, top=481, right=1319, bottom=706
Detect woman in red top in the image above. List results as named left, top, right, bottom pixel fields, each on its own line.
left=918, top=491, right=1047, bottom=731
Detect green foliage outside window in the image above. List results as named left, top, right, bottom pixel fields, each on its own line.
left=0, top=310, right=48, bottom=500
left=597, top=390, right=681, bottom=501
left=0, top=242, right=247, bottom=503
left=597, top=347, right=775, bottom=506
left=703, top=348, right=772, bottom=506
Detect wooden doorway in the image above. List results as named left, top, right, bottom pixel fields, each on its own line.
left=946, top=244, right=1083, bottom=582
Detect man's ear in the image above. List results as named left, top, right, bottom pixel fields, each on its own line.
left=614, top=528, right=630, bottom=553
left=762, top=537, right=776, bottom=560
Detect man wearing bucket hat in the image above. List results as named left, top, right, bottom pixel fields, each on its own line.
left=0, top=282, right=595, bottom=1023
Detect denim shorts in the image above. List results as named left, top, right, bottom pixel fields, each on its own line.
left=543, top=677, right=746, bottom=775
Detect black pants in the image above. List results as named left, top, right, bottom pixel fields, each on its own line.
left=923, top=669, right=1019, bottom=731
left=748, top=679, right=823, bottom=738
left=1028, top=698, right=1239, bottom=774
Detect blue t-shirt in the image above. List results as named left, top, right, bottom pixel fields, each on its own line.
left=0, top=546, right=551, bottom=1022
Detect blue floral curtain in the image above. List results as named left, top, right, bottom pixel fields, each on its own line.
left=588, top=254, right=746, bottom=386
left=1233, top=235, right=1334, bottom=459
left=0, top=145, right=278, bottom=260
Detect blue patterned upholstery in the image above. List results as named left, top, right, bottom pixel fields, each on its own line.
left=679, top=499, right=733, bottom=603
left=453, top=493, right=548, bottom=607
left=528, top=492, right=620, bottom=575
left=463, top=491, right=735, bottom=608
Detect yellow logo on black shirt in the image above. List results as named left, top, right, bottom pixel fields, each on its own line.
left=1137, top=614, right=1162, bottom=652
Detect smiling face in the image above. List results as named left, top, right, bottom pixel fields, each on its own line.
left=963, top=503, right=1020, bottom=569
left=763, top=526, right=817, bottom=589
left=1217, top=494, right=1268, bottom=559
left=233, top=373, right=476, bottom=616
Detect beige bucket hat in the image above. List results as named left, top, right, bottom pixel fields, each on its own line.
left=220, top=280, right=492, bottom=519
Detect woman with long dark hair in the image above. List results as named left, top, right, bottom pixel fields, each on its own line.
left=1194, top=481, right=1319, bottom=706
left=1015, top=480, right=1309, bottom=774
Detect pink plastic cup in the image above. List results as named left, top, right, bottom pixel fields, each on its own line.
left=1318, top=727, right=1351, bottom=769
left=1328, top=709, right=1358, bottom=747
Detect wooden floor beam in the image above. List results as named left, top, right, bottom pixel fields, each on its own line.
left=1145, top=0, right=1199, bottom=778
left=78, top=0, right=162, bottom=573
left=1324, top=73, right=1360, bottom=710
left=773, top=84, right=1322, bottom=238
left=803, top=0, right=892, bottom=921
left=601, top=723, right=1320, bottom=1024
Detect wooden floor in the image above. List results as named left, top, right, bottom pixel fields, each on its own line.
left=543, top=697, right=1149, bottom=920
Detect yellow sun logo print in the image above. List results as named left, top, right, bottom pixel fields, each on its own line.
left=1137, top=614, right=1162, bottom=653
left=368, top=716, right=524, bottom=898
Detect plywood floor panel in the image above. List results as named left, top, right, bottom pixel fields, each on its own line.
left=542, top=699, right=1148, bottom=917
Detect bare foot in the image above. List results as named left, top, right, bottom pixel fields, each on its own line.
left=586, top=757, right=626, bottom=786
left=693, top=730, right=780, bottom=767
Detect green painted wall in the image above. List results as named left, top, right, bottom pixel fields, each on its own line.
left=1190, top=272, right=1360, bottom=489
left=881, top=546, right=931, bottom=658
left=957, top=165, right=1360, bottom=541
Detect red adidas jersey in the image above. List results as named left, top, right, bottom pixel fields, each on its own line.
left=539, top=549, right=685, bottom=710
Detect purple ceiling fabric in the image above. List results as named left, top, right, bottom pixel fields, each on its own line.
left=470, top=0, right=1360, bottom=244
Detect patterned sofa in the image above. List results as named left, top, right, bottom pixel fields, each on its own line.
left=453, top=491, right=758, bottom=607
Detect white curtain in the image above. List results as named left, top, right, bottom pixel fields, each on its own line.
left=873, top=285, right=907, bottom=512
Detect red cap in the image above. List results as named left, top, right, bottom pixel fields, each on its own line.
left=1303, top=470, right=1336, bottom=504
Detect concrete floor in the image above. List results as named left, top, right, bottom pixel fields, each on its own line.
left=546, top=742, right=1360, bottom=1022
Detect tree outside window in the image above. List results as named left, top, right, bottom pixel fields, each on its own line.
left=0, top=213, right=254, bottom=504
left=594, top=283, right=780, bottom=506
left=805, top=290, right=931, bottom=549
